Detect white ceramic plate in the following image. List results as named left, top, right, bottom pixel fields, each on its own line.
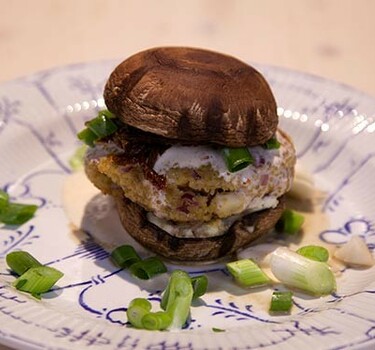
left=0, top=60, right=375, bottom=350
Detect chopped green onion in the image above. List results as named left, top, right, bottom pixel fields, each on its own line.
left=13, top=266, right=64, bottom=297
left=222, top=147, right=254, bottom=173
left=77, top=109, right=118, bottom=147
left=126, top=298, right=172, bottom=330
left=276, top=209, right=304, bottom=235
left=191, top=275, right=208, bottom=299
left=126, top=298, right=152, bottom=329
left=77, top=128, right=97, bottom=147
left=142, top=311, right=172, bottom=330
left=86, top=113, right=118, bottom=139
left=297, top=245, right=329, bottom=262
left=128, top=270, right=195, bottom=331
left=0, top=202, right=38, bottom=225
left=0, top=189, right=9, bottom=210
left=226, top=259, right=271, bottom=287
left=263, top=137, right=281, bottom=149
left=98, top=109, right=115, bottom=119
left=111, top=245, right=141, bottom=268
left=6, top=251, right=42, bottom=275
left=129, top=257, right=167, bottom=280
left=269, top=291, right=293, bottom=313
left=212, top=327, right=226, bottom=332
left=270, top=247, right=336, bottom=296
left=69, top=144, right=88, bottom=171
left=161, top=270, right=193, bottom=329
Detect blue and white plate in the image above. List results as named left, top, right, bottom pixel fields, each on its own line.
left=0, top=59, right=375, bottom=350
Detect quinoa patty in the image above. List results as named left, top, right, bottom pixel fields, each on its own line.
left=85, top=129, right=295, bottom=223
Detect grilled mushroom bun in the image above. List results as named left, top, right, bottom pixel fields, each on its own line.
left=84, top=47, right=296, bottom=262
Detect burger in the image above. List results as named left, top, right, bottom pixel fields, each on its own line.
left=81, top=47, right=296, bottom=262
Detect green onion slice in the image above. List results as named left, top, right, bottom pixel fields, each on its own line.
left=98, top=109, right=115, bottom=119
left=263, top=137, right=281, bottom=150
left=86, top=113, right=118, bottom=139
left=0, top=189, right=9, bottom=210
left=226, top=259, right=271, bottom=287
left=69, top=144, right=88, bottom=171
left=126, top=298, right=152, bottom=329
left=222, top=147, right=254, bottom=173
left=77, top=128, right=97, bottom=147
left=269, top=291, right=293, bottom=313
left=297, top=245, right=329, bottom=262
left=276, top=209, right=305, bottom=235
left=212, top=327, right=226, bottom=332
left=6, top=251, right=42, bottom=275
left=126, top=298, right=172, bottom=330
left=191, top=275, right=208, bottom=299
left=129, top=257, right=167, bottom=280
left=161, top=270, right=193, bottom=329
left=0, top=202, right=38, bottom=225
left=77, top=109, right=118, bottom=147
left=270, top=247, right=336, bottom=296
left=142, top=311, right=172, bottom=331
left=128, top=270, right=195, bottom=331
left=13, top=266, right=64, bottom=297
left=111, top=245, right=141, bottom=268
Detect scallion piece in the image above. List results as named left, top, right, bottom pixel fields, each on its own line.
left=126, top=298, right=172, bottom=330
left=222, top=147, right=254, bottom=173
left=297, top=245, right=329, bottom=262
left=98, top=109, right=115, bottom=119
left=69, top=144, right=88, bottom=171
left=263, top=137, right=281, bottom=150
left=77, top=109, right=118, bottom=147
left=129, top=257, right=167, bottom=280
left=226, top=259, right=271, bottom=287
left=126, top=298, right=152, bottom=329
left=77, top=128, right=97, bottom=147
left=128, top=270, right=195, bottom=331
left=269, top=291, right=293, bottom=313
left=276, top=209, right=304, bottom=235
left=161, top=270, right=194, bottom=329
left=212, top=327, right=226, bottom=332
left=270, top=247, right=336, bottom=296
left=191, top=275, right=208, bottom=299
left=111, top=245, right=142, bottom=268
left=6, top=251, right=42, bottom=275
left=142, top=311, right=172, bottom=331
left=0, top=189, right=9, bottom=210
left=86, top=114, right=118, bottom=139
left=13, top=266, right=64, bottom=297
left=0, top=202, right=38, bottom=225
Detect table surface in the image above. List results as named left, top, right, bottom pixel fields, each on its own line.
left=1, top=0, right=375, bottom=98
left=1, top=0, right=374, bottom=349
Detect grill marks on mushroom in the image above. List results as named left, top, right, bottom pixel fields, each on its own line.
left=104, top=47, right=278, bottom=147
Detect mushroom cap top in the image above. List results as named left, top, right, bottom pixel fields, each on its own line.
left=104, top=47, right=278, bottom=147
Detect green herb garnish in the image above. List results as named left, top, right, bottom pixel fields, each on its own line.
left=226, top=259, right=271, bottom=287
left=269, top=291, right=293, bottom=313
left=222, top=147, right=253, bottom=173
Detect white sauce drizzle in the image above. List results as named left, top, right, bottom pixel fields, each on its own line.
left=153, top=140, right=281, bottom=186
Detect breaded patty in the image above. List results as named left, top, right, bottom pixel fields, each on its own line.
left=85, top=129, right=295, bottom=223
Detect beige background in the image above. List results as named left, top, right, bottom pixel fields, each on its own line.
left=1, top=0, right=375, bottom=96
left=0, top=0, right=375, bottom=349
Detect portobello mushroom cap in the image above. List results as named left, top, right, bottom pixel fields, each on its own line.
left=114, top=192, right=286, bottom=262
left=104, top=47, right=278, bottom=148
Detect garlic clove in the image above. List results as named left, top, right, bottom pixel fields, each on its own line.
left=334, top=236, right=374, bottom=267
